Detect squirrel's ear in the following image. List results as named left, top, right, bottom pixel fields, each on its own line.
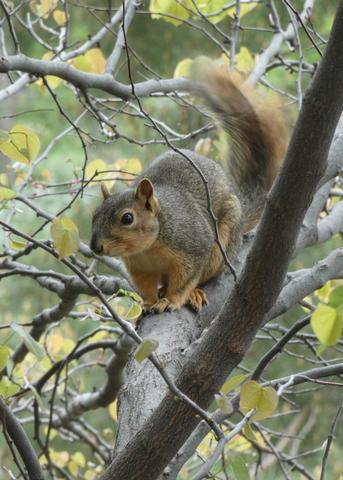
left=101, top=182, right=110, bottom=200
left=135, top=178, right=160, bottom=214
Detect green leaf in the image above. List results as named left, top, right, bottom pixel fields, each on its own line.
left=27, top=384, right=46, bottom=410
left=231, top=456, right=250, bottom=480
left=51, top=217, right=80, bottom=258
left=134, top=339, right=159, bottom=362
left=0, top=377, right=20, bottom=398
left=124, top=302, right=142, bottom=321
left=0, top=125, right=40, bottom=164
left=0, top=345, right=10, bottom=370
left=112, top=296, right=142, bottom=321
left=116, top=289, right=142, bottom=303
left=311, top=304, right=343, bottom=346
left=11, top=323, right=45, bottom=359
left=215, top=394, right=233, bottom=415
left=221, top=374, right=248, bottom=395
left=149, top=0, right=192, bottom=26
left=10, top=238, right=27, bottom=250
left=328, top=286, right=343, bottom=308
left=243, top=423, right=257, bottom=443
left=0, top=186, right=16, bottom=201
left=240, top=381, right=278, bottom=421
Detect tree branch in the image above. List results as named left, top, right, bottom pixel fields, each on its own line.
left=100, top=2, right=343, bottom=478
left=0, top=55, right=191, bottom=100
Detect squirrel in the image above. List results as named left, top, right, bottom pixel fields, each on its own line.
left=90, top=71, right=287, bottom=314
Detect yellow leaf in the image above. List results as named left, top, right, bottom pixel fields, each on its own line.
left=0, top=125, right=40, bottom=164
left=149, top=0, right=193, bottom=26
left=227, top=2, right=258, bottom=18
left=174, top=58, right=193, bottom=78
left=51, top=217, right=80, bottom=258
left=34, top=53, right=62, bottom=91
left=88, top=330, right=107, bottom=343
left=53, top=9, right=66, bottom=25
left=85, top=471, right=97, bottom=480
left=86, top=159, right=113, bottom=188
left=229, top=432, right=253, bottom=451
left=221, top=373, right=248, bottom=395
left=0, top=186, right=16, bottom=200
left=72, top=452, right=85, bottom=467
left=315, top=282, right=332, bottom=302
left=113, top=157, right=142, bottom=180
left=240, top=381, right=278, bottom=421
left=43, top=427, right=57, bottom=439
left=311, top=304, right=343, bottom=346
left=0, top=345, right=10, bottom=370
left=39, top=455, right=48, bottom=466
left=50, top=450, right=69, bottom=468
left=46, top=333, right=64, bottom=356
left=10, top=239, right=27, bottom=250
left=0, top=173, right=9, bottom=185
left=197, top=0, right=229, bottom=24
left=36, top=75, right=62, bottom=91
left=61, top=338, right=76, bottom=355
left=109, top=400, right=118, bottom=421
left=134, top=339, right=159, bottom=363
left=30, top=0, right=58, bottom=18
left=235, top=47, right=254, bottom=73
left=68, top=460, right=78, bottom=476
left=71, top=48, right=106, bottom=74
left=198, top=432, right=215, bottom=457
left=0, top=377, right=20, bottom=399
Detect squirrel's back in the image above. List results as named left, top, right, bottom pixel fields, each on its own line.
left=134, top=149, right=236, bottom=255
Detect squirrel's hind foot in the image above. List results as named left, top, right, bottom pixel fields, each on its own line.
left=188, top=288, right=208, bottom=313
left=144, top=289, right=208, bottom=315
left=147, top=297, right=178, bottom=314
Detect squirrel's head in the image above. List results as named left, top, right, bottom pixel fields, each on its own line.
left=90, top=178, right=160, bottom=257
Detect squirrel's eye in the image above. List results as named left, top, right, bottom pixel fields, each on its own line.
left=121, top=212, right=134, bottom=225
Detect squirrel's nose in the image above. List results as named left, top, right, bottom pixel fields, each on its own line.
left=90, top=235, right=103, bottom=255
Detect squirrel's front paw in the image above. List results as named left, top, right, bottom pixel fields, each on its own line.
left=188, top=288, right=208, bottom=312
left=149, top=297, right=178, bottom=314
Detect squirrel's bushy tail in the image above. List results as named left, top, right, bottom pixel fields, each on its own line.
left=202, top=71, right=288, bottom=232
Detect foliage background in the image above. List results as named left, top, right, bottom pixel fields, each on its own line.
left=0, top=1, right=342, bottom=479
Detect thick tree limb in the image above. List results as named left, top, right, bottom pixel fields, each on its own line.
left=0, top=397, right=44, bottom=480
left=100, top=3, right=343, bottom=479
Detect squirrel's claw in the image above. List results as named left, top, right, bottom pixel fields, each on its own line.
left=188, top=288, right=208, bottom=313
left=149, top=298, right=177, bottom=314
